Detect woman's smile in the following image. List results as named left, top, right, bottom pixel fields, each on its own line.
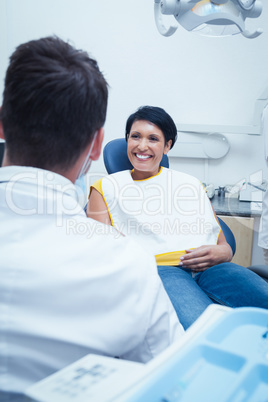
left=127, top=120, right=171, bottom=180
left=135, top=153, right=152, bottom=160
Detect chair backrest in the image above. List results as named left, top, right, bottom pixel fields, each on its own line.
left=103, top=139, right=236, bottom=256
left=217, top=217, right=236, bottom=256
left=103, top=138, right=169, bottom=174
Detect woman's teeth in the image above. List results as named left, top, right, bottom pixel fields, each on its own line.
left=136, top=154, right=151, bottom=160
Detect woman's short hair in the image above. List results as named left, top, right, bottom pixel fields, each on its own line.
left=125, top=106, right=177, bottom=149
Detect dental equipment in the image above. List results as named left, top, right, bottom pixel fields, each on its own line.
left=154, top=0, right=263, bottom=39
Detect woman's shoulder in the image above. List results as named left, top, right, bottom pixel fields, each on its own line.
left=91, top=170, right=130, bottom=193
left=101, top=170, right=132, bottom=191
left=103, top=170, right=132, bottom=182
left=164, top=168, right=201, bottom=183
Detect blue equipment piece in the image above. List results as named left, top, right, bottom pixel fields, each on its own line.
left=218, top=216, right=236, bottom=256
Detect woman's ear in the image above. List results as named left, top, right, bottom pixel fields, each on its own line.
left=164, top=139, right=172, bottom=155
left=0, top=122, right=4, bottom=140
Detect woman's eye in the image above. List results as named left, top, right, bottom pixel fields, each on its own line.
left=150, top=136, right=159, bottom=142
left=130, top=134, right=139, bottom=139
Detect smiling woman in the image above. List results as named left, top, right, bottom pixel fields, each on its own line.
left=127, top=120, right=172, bottom=180
left=87, top=105, right=268, bottom=330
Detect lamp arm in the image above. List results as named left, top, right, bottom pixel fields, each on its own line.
left=241, top=28, right=263, bottom=38
left=154, top=0, right=178, bottom=37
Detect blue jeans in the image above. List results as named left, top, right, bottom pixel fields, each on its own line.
left=158, top=263, right=268, bottom=330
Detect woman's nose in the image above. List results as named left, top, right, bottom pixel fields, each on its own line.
left=138, top=138, right=148, bottom=151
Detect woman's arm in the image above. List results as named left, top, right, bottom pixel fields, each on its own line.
left=86, top=187, right=112, bottom=226
left=179, top=205, right=233, bottom=272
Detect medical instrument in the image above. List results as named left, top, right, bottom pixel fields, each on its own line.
left=154, top=0, right=263, bottom=39
left=26, top=306, right=268, bottom=402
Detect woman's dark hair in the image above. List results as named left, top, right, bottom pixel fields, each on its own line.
left=1, top=36, right=108, bottom=170
left=125, top=106, right=177, bottom=149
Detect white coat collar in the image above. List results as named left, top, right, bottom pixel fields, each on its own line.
left=0, top=165, right=76, bottom=197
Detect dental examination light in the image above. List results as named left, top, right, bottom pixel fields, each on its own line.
left=154, top=0, right=263, bottom=38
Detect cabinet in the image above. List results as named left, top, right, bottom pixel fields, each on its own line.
left=219, top=215, right=254, bottom=267
left=211, top=196, right=260, bottom=267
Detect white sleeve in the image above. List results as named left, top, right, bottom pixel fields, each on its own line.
left=121, top=253, right=184, bottom=363
left=258, top=106, right=268, bottom=249
left=259, top=188, right=268, bottom=249
left=259, top=107, right=268, bottom=249
left=262, top=105, right=268, bottom=164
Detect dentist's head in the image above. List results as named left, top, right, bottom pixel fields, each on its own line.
left=0, top=36, right=108, bottom=182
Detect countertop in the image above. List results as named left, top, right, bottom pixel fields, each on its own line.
left=211, top=195, right=262, bottom=217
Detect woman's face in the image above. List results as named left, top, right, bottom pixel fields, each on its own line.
left=127, top=119, right=172, bottom=180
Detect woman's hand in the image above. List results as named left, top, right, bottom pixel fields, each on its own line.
left=179, top=243, right=233, bottom=272
left=179, top=204, right=233, bottom=272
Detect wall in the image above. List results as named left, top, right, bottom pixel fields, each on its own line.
left=1, top=1, right=268, bottom=180
left=1, top=0, right=268, bottom=262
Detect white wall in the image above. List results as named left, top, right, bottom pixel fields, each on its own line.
left=1, top=0, right=268, bottom=183
left=1, top=0, right=268, bottom=262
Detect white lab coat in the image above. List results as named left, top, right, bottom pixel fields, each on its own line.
left=258, top=105, right=268, bottom=257
left=0, top=166, right=183, bottom=394
left=259, top=188, right=268, bottom=249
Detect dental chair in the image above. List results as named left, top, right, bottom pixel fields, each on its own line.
left=103, top=138, right=236, bottom=256
left=247, top=265, right=268, bottom=283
